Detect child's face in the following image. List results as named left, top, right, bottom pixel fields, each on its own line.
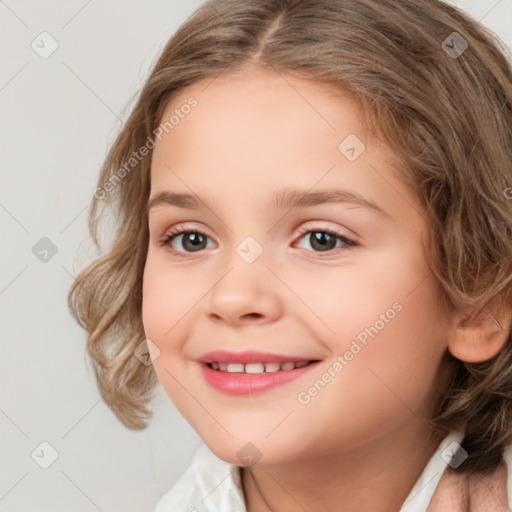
left=143, top=68, right=452, bottom=465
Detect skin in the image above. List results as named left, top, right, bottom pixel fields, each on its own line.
left=142, top=68, right=510, bottom=512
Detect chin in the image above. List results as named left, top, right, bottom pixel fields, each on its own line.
left=201, top=434, right=298, bottom=468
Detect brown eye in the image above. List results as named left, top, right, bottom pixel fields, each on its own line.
left=160, top=225, right=214, bottom=255
left=294, top=226, right=357, bottom=255
left=158, top=223, right=357, bottom=257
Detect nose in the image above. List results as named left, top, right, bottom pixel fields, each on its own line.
left=205, top=247, right=282, bottom=326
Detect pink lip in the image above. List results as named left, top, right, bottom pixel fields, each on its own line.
left=198, top=358, right=321, bottom=395
left=198, top=350, right=316, bottom=364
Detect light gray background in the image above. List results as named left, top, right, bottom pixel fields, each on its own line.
left=1, top=1, right=511, bottom=511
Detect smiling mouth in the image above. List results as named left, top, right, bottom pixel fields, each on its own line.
left=206, top=361, right=315, bottom=373
left=200, top=358, right=322, bottom=395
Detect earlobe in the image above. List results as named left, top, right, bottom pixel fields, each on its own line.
left=447, top=298, right=512, bottom=363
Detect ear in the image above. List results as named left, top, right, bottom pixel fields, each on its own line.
left=447, top=295, right=512, bottom=363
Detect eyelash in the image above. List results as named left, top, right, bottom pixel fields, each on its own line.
left=158, top=223, right=357, bottom=257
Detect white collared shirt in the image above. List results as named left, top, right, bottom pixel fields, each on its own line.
left=154, top=431, right=512, bottom=511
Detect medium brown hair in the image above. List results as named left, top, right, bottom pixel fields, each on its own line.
left=67, top=0, right=512, bottom=476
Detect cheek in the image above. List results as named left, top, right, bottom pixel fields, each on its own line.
left=141, top=255, right=192, bottom=336
left=141, top=259, right=183, bottom=356
left=141, top=262, right=193, bottom=406
left=317, top=243, right=445, bottom=382
left=141, top=265, right=163, bottom=341
left=303, top=247, right=420, bottom=341
left=339, top=283, right=446, bottom=425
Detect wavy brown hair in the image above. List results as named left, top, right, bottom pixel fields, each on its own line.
left=67, top=0, right=512, bottom=476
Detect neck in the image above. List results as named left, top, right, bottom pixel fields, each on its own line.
left=242, top=421, right=447, bottom=512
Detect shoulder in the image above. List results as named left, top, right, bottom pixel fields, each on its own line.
left=401, top=432, right=512, bottom=511
left=153, top=443, right=246, bottom=512
left=399, top=430, right=466, bottom=512
left=423, top=436, right=512, bottom=511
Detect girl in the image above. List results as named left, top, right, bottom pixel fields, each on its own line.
left=68, top=0, right=512, bottom=510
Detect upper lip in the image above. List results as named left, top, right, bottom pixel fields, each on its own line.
left=198, top=350, right=319, bottom=364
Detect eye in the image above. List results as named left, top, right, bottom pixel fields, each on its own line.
left=157, top=223, right=357, bottom=256
left=293, top=224, right=357, bottom=255
left=158, top=224, right=214, bottom=256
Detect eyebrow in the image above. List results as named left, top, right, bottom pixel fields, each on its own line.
left=146, top=187, right=393, bottom=220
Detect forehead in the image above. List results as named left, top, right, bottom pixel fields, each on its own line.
left=171, top=69, right=362, bottom=133
left=151, top=69, right=366, bottom=176
left=148, top=68, right=421, bottom=225
left=166, top=67, right=359, bottom=119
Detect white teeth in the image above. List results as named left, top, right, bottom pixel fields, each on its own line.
left=226, top=363, right=244, bottom=373
left=208, top=361, right=312, bottom=373
left=265, top=362, right=281, bottom=373
left=245, top=363, right=265, bottom=374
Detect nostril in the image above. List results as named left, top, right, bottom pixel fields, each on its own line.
left=245, top=313, right=262, bottom=319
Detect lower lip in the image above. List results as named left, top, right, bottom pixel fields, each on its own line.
left=199, top=361, right=321, bottom=395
